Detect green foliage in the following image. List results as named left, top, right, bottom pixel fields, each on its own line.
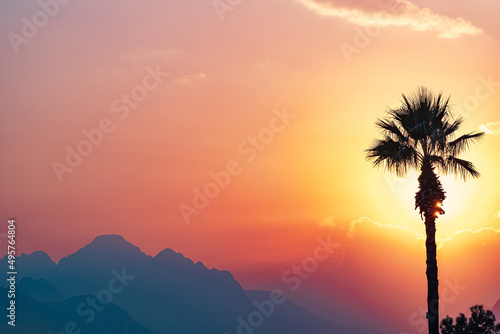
left=441, top=305, right=500, bottom=334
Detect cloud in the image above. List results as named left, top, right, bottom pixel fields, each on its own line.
left=438, top=226, right=500, bottom=247
left=239, top=215, right=500, bottom=332
left=479, top=121, right=500, bottom=137
left=321, top=216, right=500, bottom=249
left=297, top=0, right=483, bottom=39
left=349, top=216, right=425, bottom=240
left=176, top=72, right=207, bottom=84
left=320, top=215, right=424, bottom=239
left=495, top=210, right=500, bottom=219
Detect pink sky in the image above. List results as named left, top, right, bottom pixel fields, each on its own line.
left=1, top=0, right=500, bottom=332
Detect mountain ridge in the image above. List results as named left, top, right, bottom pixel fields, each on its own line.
left=0, top=234, right=381, bottom=334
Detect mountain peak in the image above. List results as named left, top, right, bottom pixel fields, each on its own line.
left=91, top=234, right=127, bottom=245
left=19, top=250, right=54, bottom=263
left=155, top=248, right=186, bottom=260
left=154, top=248, right=209, bottom=273
left=85, top=234, right=143, bottom=254
left=58, top=234, right=150, bottom=266
left=155, top=248, right=193, bottom=264
left=17, top=251, right=56, bottom=269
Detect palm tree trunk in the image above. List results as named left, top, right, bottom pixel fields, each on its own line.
left=424, top=213, right=439, bottom=334
left=416, top=161, right=445, bottom=334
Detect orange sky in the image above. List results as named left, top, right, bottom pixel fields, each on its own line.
left=1, top=0, right=500, bottom=332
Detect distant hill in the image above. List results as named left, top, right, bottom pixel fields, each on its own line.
left=18, top=277, right=65, bottom=302
left=493, top=299, right=500, bottom=321
left=0, top=234, right=381, bottom=334
left=0, top=288, right=153, bottom=334
left=245, top=290, right=380, bottom=334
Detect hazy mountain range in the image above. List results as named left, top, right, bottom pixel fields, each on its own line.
left=0, top=235, right=497, bottom=333
left=0, top=234, right=388, bottom=334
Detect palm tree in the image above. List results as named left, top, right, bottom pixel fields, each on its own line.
left=365, top=87, right=484, bottom=334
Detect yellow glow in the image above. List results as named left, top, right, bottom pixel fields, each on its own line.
left=378, top=170, right=481, bottom=232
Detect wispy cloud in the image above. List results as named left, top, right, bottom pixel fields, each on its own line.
left=348, top=216, right=425, bottom=240
left=495, top=210, right=500, bottom=219
left=297, top=0, right=483, bottom=39
left=438, top=226, right=500, bottom=248
left=321, top=216, right=500, bottom=249
left=176, top=72, right=207, bottom=84
left=479, top=121, right=500, bottom=137
left=319, top=216, right=425, bottom=239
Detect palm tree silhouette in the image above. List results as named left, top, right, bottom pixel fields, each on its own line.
left=366, top=87, right=484, bottom=334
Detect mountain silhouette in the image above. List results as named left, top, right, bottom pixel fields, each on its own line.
left=245, top=290, right=381, bottom=334
left=493, top=299, right=500, bottom=320
left=0, top=234, right=381, bottom=334
left=18, top=277, right=65, bottom=302
left=1, top=250, right=56, bottom=282
left=0, top=288, right=153, bottom=334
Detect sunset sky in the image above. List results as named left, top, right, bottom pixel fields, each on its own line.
left=1, top=0, right=500, bottom=332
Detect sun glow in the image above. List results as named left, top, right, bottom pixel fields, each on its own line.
left=385, top=171, right=478, bottom=232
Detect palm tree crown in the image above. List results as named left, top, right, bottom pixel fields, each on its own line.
left=366, top=87, right=484, bottom=180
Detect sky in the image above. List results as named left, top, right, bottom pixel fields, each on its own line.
left=1, top=0, right=500, bottom=332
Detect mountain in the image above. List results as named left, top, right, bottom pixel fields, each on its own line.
left=0, top=288, right=153, bottom=334
left=493, top=299, right=500, bottom=320
left=245, top=290, right=379, bottom=334
left=1, top=250, right=56, bottom=281
left=0, top=234, right=382, bottom=334
left=18, top=277, right=65, bottom=302
left=51, top=294, right=154, bottom=334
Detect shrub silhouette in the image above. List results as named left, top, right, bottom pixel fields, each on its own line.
left=441, top=305, right=500, bottom=334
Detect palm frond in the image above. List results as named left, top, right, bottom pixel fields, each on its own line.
left=444, top=156, right=480, bottom=180
left=375, top=118, right=409, bottom=143
left=448, top=132, right=485, bottom=156
left=443, top=116, right=464, bottom=137
left=366, top=137, right=420, bottom=176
